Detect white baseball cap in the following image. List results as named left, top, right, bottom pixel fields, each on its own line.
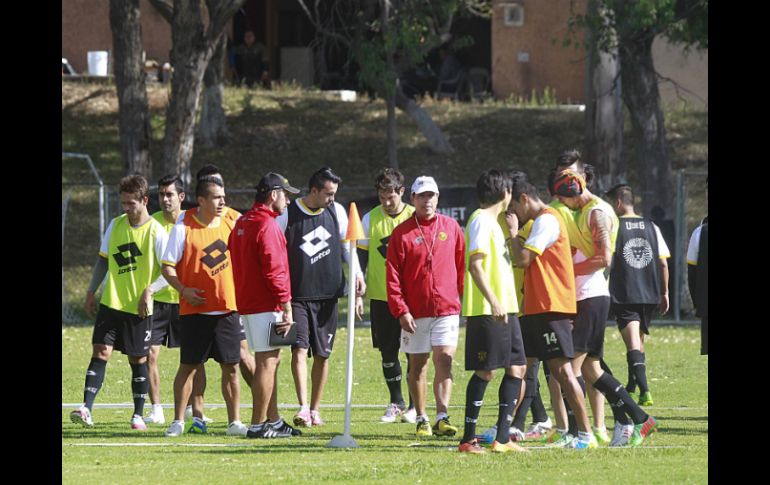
left=411, top=176, right=439, bottom=195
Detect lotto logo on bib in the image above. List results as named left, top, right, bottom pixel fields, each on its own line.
left=623, top=238, right=653, bottom=269
left=300, top=226, right=332, bottom=263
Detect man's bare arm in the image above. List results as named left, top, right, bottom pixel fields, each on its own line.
left=573, top=209, right=613, bottom=276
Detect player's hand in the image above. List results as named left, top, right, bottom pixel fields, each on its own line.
left=491, top=299, right=508, bottom=324
left=399, top=313, right=417, bottom=334
left=659, top=294, right=670, bottom=315
left=182, top=287, right=206, bottom=306
left=355, top=274, right=366, bottom=297
left=504, top=211, right=519, bottom=235
left=84, top=292, right=97, bottom=318
left=138, top=288, right=153, bottom=319
left=355, top=295, right=364, bottom=321
left=275, top=320, right=293, bottom=336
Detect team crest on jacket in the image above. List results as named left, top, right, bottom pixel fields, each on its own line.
left=438, top=231, right=447, bottom=241
left=477, top=351, right=487, bottom=362
left=623, top=238, right=653, bottom=269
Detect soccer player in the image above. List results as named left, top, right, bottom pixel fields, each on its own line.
left=457, top=170, right=528, bottom=454
left=358, top=168, right=418, bottom=424
left=144, top=174, right=186, bottom=425
left=386, top=176, right=464, bottom=438
left=162, top=176, right=248, bottom=437
left=502, top=170, right=597, bottom=448
left=553, top=169, right=658, bottom=447
left=276, top=166, right=365, bottom=427
left=229, top=172, right=302, bottom=438
left=70, top=174, right=168, bottom=430
left=605, top=183, right=670, bottom=445
left=687, top=211, right=708, bottom=356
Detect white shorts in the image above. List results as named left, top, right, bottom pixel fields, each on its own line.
left=242, top=311, right=284, bottom=353
left=400, top=315, right=460, bottom=354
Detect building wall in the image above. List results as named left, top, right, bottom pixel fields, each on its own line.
left=62, top=0, right=172, bottom=74
left=491, top=0, right=587, bottom=103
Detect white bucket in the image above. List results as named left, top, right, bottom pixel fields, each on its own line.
left=87, top=51, right=109, bottom=76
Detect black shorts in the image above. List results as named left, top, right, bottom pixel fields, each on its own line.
left=370, top=299, right=401, bottom=354
left=150, top=301, right=182, bottom=347
left=612, top=303, right=656, bottom=335
left=572, top=296, right=610, bottom=359
left=521, top=313, right=575, bottom=361
left=92, top=304, right=152, bottom=357
left=178, top=312, right=242, bottom=365
left=701, top=316, right=708, bottom=355
left=292, top=299, right=338, bottom=359
left=464, top=314, right=526, bottom=371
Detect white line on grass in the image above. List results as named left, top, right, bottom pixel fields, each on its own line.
left=61, top=403, right=707, bottom=411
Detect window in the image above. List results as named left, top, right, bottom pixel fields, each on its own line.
left=502, top=3, right=524, bottom=27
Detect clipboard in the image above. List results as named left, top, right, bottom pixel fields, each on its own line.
left=268, top=321, right=297, bottom=346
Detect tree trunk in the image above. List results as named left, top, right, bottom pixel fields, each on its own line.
left=109, top=0, right=152, bottom=178
left=619, top=33, right=673, bottom=216
left=197, top=31, right=229, bottom=147
left=395, top=87, right=454, bottom=155
left=584, top=1, right=623, bottom=192
left=161, top=0, right=215, bottom=186
left=383, top=0, right=398, bottom=168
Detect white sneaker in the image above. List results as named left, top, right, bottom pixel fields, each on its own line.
left=401, top=407, right=417, bottom=424
left=70, top=406, right=94, bottom=428
left=524, top=417, right=553, bottom=439
left=130, top=414, right=148, bottom=431
left=165, top=420, right=185, bottom=437
left=380, top=403, right=404, bottom=423
left=226, top=420, right=248, bottom=437
left=609, top=422, right=634, bottom=447
left=509, top=426, right=525, bottom=442
left=184, top=405, right=213, bottom=423
left=145, top=406, right=166, bottom=424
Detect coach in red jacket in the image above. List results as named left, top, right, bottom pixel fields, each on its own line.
left=229, top=172, right=300, bottom=439
left=386, top=175, right=465, bottom=437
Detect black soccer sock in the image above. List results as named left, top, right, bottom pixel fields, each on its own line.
left=83, top=358, right=107, bottom=411
left=607, top=396, right=632, bottom=425
left=530, top=377, right=549, bottom=424
left=593, top=372, right=648, bottom=425
left=380, top=350, right=405, bottom=407
left=513, top=362, right=538, bottom=430
left=462, top=374, right=489, bottom=442
left=130, top=362, right=149, bottom=417
left=627, top=350, right=649, bottom=394
left=496, top=375, right=523, bottom=443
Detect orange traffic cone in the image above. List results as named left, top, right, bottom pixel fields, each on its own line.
left=345, top=202, right=366, bottom=241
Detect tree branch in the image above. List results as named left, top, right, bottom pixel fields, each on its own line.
left=147, top=0, right=173, bottom=24
left=296, top=0, right=352, bottom=47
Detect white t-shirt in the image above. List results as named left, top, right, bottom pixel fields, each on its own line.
left=523, top=213, right=560, bottom=254
left=687, top=224, right=704, bottom=265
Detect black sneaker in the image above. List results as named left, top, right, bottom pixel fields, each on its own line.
left=246, top=421, right=280, bottom=439
left=271, top=419, right=302, bottom=437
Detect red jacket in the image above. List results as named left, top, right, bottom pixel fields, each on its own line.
left=386, top=213, right=465, bottom=319
left=228, top=203, right=291, bottom=315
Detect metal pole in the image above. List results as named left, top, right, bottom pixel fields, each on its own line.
left=673, top=170, right=685, bottom=322
left=327, top=239, right=359, bottom=448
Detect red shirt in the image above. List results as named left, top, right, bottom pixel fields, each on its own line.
left=228, top=203, right=291, bottom=315
left=386, top=213, right=465, bottom=319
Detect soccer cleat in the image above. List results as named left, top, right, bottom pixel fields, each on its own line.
left=310, top=410, right=325, bottom=426
left=380, top=403, right=404, bottom=423
left=70, top=406, right=94, bottom=428
left=458, top=439, right=486, bottom=454
left=188, top=417, right=207, bottom=434
left=401, top=407, right=417, bottom=424
left=491, top=440, right=530, bottom=453
left=246, top=421, right=279, bottom=439
left=546, top=432, right=574, bottom=448
left=629, top=416, right=658, bottom=447
left=165, top=420, right=184, bottom=437
left=184, top=405, right=213, bottom=423
left=271, top=419, right=302, bottom=437
left=293, top=409, right=312, bottom=428
left=609, top=422, right=634, bottom=447
left=593, top=426, right=610, bottom=445
left=638, top=391, right=654, bottom=406
left=130, top=415, right=148, bottom=431
left=566, top=435, right=598, bottom=449
left=509, top=426, right=525, bottom=442
left=475, top=425, right=497, bottom=445
left=434, top=417, right=458, bottom=437
left=416, top=420, right=433, bottom=437
left=524, top=418, right=552, bottom=440
left=226, top=420, right=248, bottom=437
left=144, top=406, right=166, bottom=425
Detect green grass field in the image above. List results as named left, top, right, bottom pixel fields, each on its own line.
left=62, top=323, right=707, bottom=484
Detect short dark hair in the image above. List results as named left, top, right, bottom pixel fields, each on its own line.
left=509, top=170, right=540, bottom=201
left=254, top=190, right=270, bottom=204
left=196, top=175, right=224, bottom=198
left=196, top=164, right=222, bottom=181
left=158, top=174, right=184, bottom=194
left=119, top=173, right=149, bottom=200
left=556, top=149, right=584, bottom=172
left=476, top=169, right=511, bottom=207
left=308, top=166, right=341, bottom=191
left=374, top=168, right=404, bottom=192
left=606, top=184, right=633, bottom=206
